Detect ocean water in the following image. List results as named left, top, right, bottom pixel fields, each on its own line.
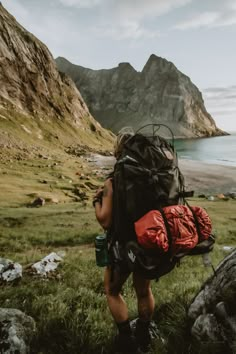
left=174, top=132, right=236, bottom=167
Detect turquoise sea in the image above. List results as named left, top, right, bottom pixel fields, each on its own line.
left=174, top=132, right=236, bottom=167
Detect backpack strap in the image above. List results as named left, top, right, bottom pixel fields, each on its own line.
left=179, top=190, right=194, bottom=198
left=158, top=207, right=173, bottom=257
left=184, top=198, right=203, bottom=241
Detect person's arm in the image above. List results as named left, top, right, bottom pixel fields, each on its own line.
left=94, top=178, right=113, bottom=230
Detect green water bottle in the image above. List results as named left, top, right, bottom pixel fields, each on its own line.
left=95, top=234, right=109, bottom=267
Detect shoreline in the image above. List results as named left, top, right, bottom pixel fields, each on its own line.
left=179, top=159, right=236, bottom=193
left=88, top=154, right=236, bottom=194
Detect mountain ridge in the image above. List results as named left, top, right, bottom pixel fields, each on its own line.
left=0, top=3, right=113, bottom=159
left=56, top=55, right=226, bottom=138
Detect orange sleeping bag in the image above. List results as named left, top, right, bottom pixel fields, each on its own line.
left=134, top=205, right=212, bottom=255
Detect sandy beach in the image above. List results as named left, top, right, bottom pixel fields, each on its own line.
left=179, top=159, right=236, bottom=194
left=89, top=154, right=236, bottom=194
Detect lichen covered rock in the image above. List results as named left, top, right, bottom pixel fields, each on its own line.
left=0, top=308, right=36, bottom=354
left=188, top=249, right=236, bottom=353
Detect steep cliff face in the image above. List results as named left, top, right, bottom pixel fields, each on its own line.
left=56, top=55, right=225, bottom=138
left=0, top=3, right=113, bottom=153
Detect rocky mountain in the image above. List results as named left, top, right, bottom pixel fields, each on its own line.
left=0, top=3, right=113, bottom=158
left=56, top=55, right=226, bottom=138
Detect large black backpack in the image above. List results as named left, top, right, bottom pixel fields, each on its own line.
left=112, top=124, right=185, bottom=243
left=110, top=124, right=214, bottom=280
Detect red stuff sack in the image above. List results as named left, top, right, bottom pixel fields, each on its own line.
left=134, top=205, right=212, bottom=256
left=134, top=210, right=169, bottom=253
left=191, top=206, right=212, bottom=241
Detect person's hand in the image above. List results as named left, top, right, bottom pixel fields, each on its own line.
left=93, top=187, right=103, bottom=207
left=94, top=186, right=104, bottom=200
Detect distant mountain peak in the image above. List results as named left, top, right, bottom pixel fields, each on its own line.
left=56, top=56, right=71, bottom=64
left=118, top=62, right=136, bottom=71
left=56, top=55, right=226, bottom=138
left=142, top=54, right=177, bottom=73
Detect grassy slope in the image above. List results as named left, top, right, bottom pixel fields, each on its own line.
left=0, top=200, right=235, bottom=354
left=0, top=106, right=113, bottom=207
left=0, top=106, right=114, bottom=157
left=0, top=139, right=236, bottom=353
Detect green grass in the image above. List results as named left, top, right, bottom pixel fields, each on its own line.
left=187, top=197, right=236, bottom=245
left=0, top=196, right=235, bottom=353
left=0, top=151, right=103, bottom=208
left=0, top=204, right=102, bottom=256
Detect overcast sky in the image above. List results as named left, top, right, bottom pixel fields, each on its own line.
left=3, top=0, right=236, bottom=131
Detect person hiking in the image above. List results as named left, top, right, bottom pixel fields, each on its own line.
left=93, top=128, right=155, bottom=354
left=93, top=125, right=216, bottom=353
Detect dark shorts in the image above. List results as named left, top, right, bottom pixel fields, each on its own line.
left=108, top=241, right=131, bottom=276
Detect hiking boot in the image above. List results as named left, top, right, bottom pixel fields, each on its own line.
left=134, top=320, right=152, bottom=353
left=114, top=332, right=138, bottom=354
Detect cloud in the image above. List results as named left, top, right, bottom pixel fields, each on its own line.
left=58, top=0, right=193, bottom=18
left=175, top=12, right=220, bottom=30
left=230, top=1, right=236, bottom=10
left=3, top=0, right=29, bottom=20
left=174, top=1, right=236, bottom=30
left=4, top=0, right=193, bottom=42
left=202, top=86, right=236, bottom=131
left=216, top=15, right=236, bottom=27
left=114, top=0, right=193, bottom=21
left=94, top=21, right=161, bottom=40
left=58, top=0, right=103, bottom=8
left=90, top=0, right=192, bottom=40
left=57, top=0, right=193, bottom=40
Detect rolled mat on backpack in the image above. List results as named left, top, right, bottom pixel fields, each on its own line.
left=134, top=205, right=212, bottom=255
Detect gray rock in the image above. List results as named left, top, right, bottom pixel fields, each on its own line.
left=188, top=249, right=236, bottom=353
left=191, top=313, right=222, bottom=342
left=0, top=258, right=22, bottom=282
left=56, top=55, right=227, bottom=138
left=31, top=252, right=64, bottom=277
left=225, top=192, right=236, bottom=199
left=31, top=197, right=45, bottom=207
left=207, top=196, right=215, bottom=201
left=0, top=308, right=36, bottom=354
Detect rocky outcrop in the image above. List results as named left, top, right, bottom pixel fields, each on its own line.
left=188, top=249, right=236, bottom=353
left=0, top=308, right=36, bottom=354
left=56, top=55, right=226, bottom=137
left=0, top=4, right=113, bottom=152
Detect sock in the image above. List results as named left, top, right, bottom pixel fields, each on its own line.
left=136, top=319, right=152, bottom=351
left=117, top=319, right=132, bottom=335
left=136, top=318, right=151, bottom=331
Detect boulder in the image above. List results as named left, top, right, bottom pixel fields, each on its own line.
left=31, top=197, right=45, bottom=207
left=0, top=308, right=36, bottom=354
left=30, top=252, right=64, bottom=277
left=188, top=249, right=236, bottom=353
left=0, top=258, right=22, bottom=282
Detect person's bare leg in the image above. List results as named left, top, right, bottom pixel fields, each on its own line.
left=104, top=267, right=138, bottom=353
left=104, top=266, right=130, bottom=323
left=133, top=272, right=155, bottom=321
left=133, top=272, right=155, bottom=352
